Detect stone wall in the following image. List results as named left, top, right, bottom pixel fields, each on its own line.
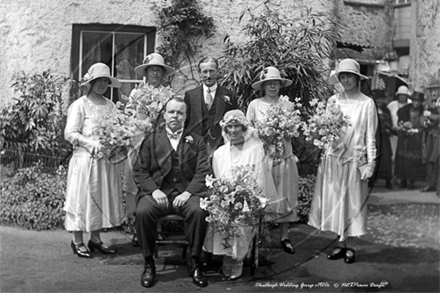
left=333, top=0, right=394, bottom=61
left=410, top=0, right=440, bottom=92
left=0, top=0, right=330, bottom=106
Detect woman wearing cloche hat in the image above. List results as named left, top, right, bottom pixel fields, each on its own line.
left=308, top=58, right=378, bottom=264
left=64, top=62, right=122, bottom=258
left=124, top=52, right=176, bottom=247
left=246, top=66, right=298, bottom=255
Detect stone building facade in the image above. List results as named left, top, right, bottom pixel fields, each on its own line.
left=0, top=0, right=438, bottom=106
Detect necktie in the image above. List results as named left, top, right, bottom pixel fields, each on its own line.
left=206, top=88, right=213, bottom=110
left=167, top=129, right=183, bottom=140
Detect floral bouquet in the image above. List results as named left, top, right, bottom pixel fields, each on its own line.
left=128, top=84, right=174, bottom=126
left=398, top=121, right=419, bottom=135
left=92, top=102, right=152, bottom=163
left=200, top=165, right=269, bottom=240
left=255, top=96, right=302, bottom=162
left=301, top=98, right=351, bottom=150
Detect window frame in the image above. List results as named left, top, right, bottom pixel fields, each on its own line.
left=71, top=24, right=156, bottom=99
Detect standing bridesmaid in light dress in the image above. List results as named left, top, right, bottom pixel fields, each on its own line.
left=64, top=63, right=123, bottom=258
left=308, top=59, right=378, bottom=264
left=246, top=66, right=298, bottom=255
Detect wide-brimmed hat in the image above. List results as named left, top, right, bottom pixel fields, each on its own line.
left=81, top=63, right=121, bottom=88
left=328, top=59, right=368, bottom=85
left=134, top=53, right=175, bottom=77
left=395, top=85, right=411, bottom=96
left=219, top=109, right=251, bottom=129
left=251, top=67, right=292, bottom=90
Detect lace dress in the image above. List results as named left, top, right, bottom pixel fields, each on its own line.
left=64, top=96, right=124, bottom=232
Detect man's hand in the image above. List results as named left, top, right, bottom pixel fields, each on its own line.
left=359, top=165, right=374, bottom=181
left=173, top=191, right=191, bottom=207
left=152, top=189, right=169, bottom=209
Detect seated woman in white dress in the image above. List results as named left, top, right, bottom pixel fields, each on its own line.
left=203, top=110, right=278, bottom=280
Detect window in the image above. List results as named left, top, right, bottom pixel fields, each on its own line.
left=394, top=0, right=411, bottom=5
left=71, top=24, right=156, bottom=102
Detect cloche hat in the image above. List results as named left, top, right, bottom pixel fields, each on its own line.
left=134, top=53, right=175, bottom=77
left=395, top=85, right=411, bottom=96
left=328, top=58, right=368, bottom=85
left=251, top=67, right=293, bottom=91
left=81, top=63, right=121, bottom=88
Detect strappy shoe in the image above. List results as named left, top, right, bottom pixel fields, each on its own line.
left=327, top=246, right=346, bottom=260
left=88, top=240, right=116, bottom=254
left=280, top=239, right=295, bottom=254
left=70, top=241, right=92, bottom=258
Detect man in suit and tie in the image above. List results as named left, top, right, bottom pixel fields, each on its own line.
left=133, top=97, right=210, bottom=288
left=184, top=57, right=239, bottom=156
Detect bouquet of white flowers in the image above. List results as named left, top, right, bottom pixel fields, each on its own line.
left=200, top=165, right=269, bottom=239
left=128, top=84, right=174, bottom=126
left=92, top=102, right=152, bottom=163
left=301, top=98, right=351, bottom=150
left=255, top=96, right=302, bottom=162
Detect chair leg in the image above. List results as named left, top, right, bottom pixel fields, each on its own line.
left=182, top=245, right=187, bottom=259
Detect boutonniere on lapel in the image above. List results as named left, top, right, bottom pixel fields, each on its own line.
left=185, top=135, right=194, bottom=144
left=222, top=95, right=232, bottom=105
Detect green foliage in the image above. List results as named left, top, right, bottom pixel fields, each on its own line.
left=0, top=70, right=70, bottom=152
left=221, top=3, right=340, bottom=110
left=297, top=175, right=316, bottom=223
left=155, top=0, right=215, bottom=80
left=0, top=162, right=67, bottom=230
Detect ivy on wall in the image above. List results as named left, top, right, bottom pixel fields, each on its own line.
left=154, top=0, right=216, bottom=80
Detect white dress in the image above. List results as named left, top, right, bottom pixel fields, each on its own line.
left=246, top=98, right=299, bottom=222
left=64, top=96, right=124, bottom=232
left=203, top=134, right=278, bottom=261
left=308, top=94, right=378, bottom=241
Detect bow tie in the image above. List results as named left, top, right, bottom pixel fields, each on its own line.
left=167, top=129, right=183, bottom=140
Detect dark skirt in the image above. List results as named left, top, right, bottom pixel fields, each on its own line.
left=395, top=132, right=423, bottom=181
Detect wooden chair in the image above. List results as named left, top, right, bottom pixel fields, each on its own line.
left=154, top=214, right=189, bottom=259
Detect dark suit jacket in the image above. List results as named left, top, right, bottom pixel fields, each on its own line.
left=184, top=85, right=238, bottom=151
left=133, top=128, right=210, bottom=199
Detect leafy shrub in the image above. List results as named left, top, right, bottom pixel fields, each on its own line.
left=0, top=71, right=74, bottom=170
left=297, top=175, right=316, bottom=223
left=0, top=162, right=66, bottom=230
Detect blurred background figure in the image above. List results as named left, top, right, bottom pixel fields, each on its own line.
left=387, top=85, right=412, bottom=185
left=421, top=82, right=440, bottom=193
left=395, top=92, right=424, bottom=189
left=370, top=90, right=393, bottom=189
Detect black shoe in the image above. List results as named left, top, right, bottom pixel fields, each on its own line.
left=327, top=247, right=346, bottom=260
left=132, top=233, right=139, bottom=247
left=280, top=239, right=295, bottom=254
left=191, top=266, right=208, bottom=287
left=399, top=180, right=407, bottom=188
left=344, top=248, right=356, bottom=264
left=385, top=180, right=393, bottom=189
left=87, top=240, right=116, bottom=254
left=420, top=185, right=436, bottom=192
left=140, top=264, right=156, bottom=288
left=70, top=241, right=92, bottom=258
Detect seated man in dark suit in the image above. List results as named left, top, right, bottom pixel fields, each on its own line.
left=184, top=56, right=239, bottom=156
left=133, top=97, right=210, bottom=288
